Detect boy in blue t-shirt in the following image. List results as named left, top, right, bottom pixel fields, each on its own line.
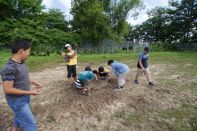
left=0, top=39, right=41, bottom=131
left=108, top=60, right=129, bottom=90
left=134, top=47, right=154, bottom=86
left=74, top=66, right=98, bottom=95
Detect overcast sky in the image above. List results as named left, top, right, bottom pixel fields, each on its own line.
left=42, top=0, right=175, bottom=25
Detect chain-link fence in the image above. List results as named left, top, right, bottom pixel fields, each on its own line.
left=174, top=43, right=197, bottom=51
left=75, top=40, right=197, bottom=54
left=77, top=40, right=122, bottom=54
left=76, top=40, right=151, bottom=54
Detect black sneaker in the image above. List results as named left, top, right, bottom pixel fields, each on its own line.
left=134, top=80, right=139, bottom=84
left=149, top=82, right=154, bottom=86
left=120, top=86, right=124, bottom=89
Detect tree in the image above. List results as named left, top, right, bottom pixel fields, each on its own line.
left=33, top=9, right=69, bottom=32
left=127, top=0, right=197, bottom=45
left=0, top=0, right=79, bottom=55
left=111, top=0, right=141, bottom=37
left=0, top=0, right=43, bottom=20
left=71, top=0, right=141, bottom=44
left=71, top=0, right=112, bottom=44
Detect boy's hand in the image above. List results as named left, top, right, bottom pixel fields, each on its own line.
left=31, top=81, right=42, bottom=89
left=61, top=52, right=66, bottom=56
left=35, top=85, right=42, bottom=89
left=30, top=89, right=40, bottom=96
left=94, top=75, right=98, bottom=80
left=33, top=82, right=42, bottom=89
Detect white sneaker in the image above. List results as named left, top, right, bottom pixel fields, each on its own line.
left=114, top=88, right=122, bottom=91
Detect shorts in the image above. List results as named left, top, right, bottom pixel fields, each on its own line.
left=67, top=65, right=77, bottom=78
left=74, top=79, right=89, bottom=89
left=98, top=72, right=109, bottom=80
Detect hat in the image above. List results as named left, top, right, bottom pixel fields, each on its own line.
left=65, top=44, right=71, bottom=48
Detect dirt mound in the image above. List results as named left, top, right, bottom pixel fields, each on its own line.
left=30, top=78, right=121, bottom=130
left=1, top=63, right=196, bottom=131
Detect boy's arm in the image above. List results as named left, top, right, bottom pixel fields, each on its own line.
left=89, top=73, right=94, bottom=80
left=138, top=54, right=145, bottom=70
left=3, top=81, right=40, bottom=95
left=138, top=60, right=145, bottom=70
left=67, top=51, right=76, bottom=58
left=112, top=66, right=119, bottom=76
left=94, top=74, right=98, bottom=80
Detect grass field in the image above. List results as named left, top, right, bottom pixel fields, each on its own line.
left=1, top=50, right=197, bottom=72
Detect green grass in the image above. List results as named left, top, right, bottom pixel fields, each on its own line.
left=158, top=79, right=197, bottom=91
left=112, top=102, right=197, bottom=131
left=112, top=110, right=151, bottom=127
left=0, top=51, right=64, bottom=71
left=26, top=55, right=64, bottom=71
left=1, top=51, right=197, bottom=71
left=157, top=102, right=197, bottom=131
left=78, top=52, right=137, bottom=63
left=150, top=51, right=197, bottom=65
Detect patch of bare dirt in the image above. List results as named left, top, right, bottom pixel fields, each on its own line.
left=0, top=63, right=196, bottom=131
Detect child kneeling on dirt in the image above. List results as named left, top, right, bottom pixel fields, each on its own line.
left=97, top=66, right=110, bottom=80
left=108, top=60, right=129, bottom=90
left=74, top=66, right=98, bottom=95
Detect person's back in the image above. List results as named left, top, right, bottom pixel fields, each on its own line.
left=111, top=61, right=129, bottom=75
left=74, top=67, right=97, bottom=95
left=78, top=71, right=94, bottom=81
left=108, top=60, right=129, bottom=89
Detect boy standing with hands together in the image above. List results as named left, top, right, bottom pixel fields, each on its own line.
left=0, top=39, right=41, bottom=131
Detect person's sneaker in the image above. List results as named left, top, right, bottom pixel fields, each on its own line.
left=120, top=86, right=124, bottom=89
left=134, top=80, right=139, bottom=84
left=149, top=82, right=154, bottom=86
left=114, top=88, right=122, bottom=91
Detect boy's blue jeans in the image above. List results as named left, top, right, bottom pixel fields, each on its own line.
left=7, top=95, right=37, bottom=131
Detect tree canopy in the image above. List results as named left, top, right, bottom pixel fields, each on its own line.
left=127, top=0, right=197, bottom=46
left=71, top=0, right=141, bottom=44
left=0, top=0, right=79, bottom=55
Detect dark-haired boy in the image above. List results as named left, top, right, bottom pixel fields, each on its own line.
left=134, top=47, right=154, bottom=86
left=0, top=39, right=41, bottom=131
left=108, top=60, right=129, bottom=90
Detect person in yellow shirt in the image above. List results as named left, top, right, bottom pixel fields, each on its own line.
left=64, top=44, right=77, bottom=84
left=97, top=66, right=110, bottom=80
